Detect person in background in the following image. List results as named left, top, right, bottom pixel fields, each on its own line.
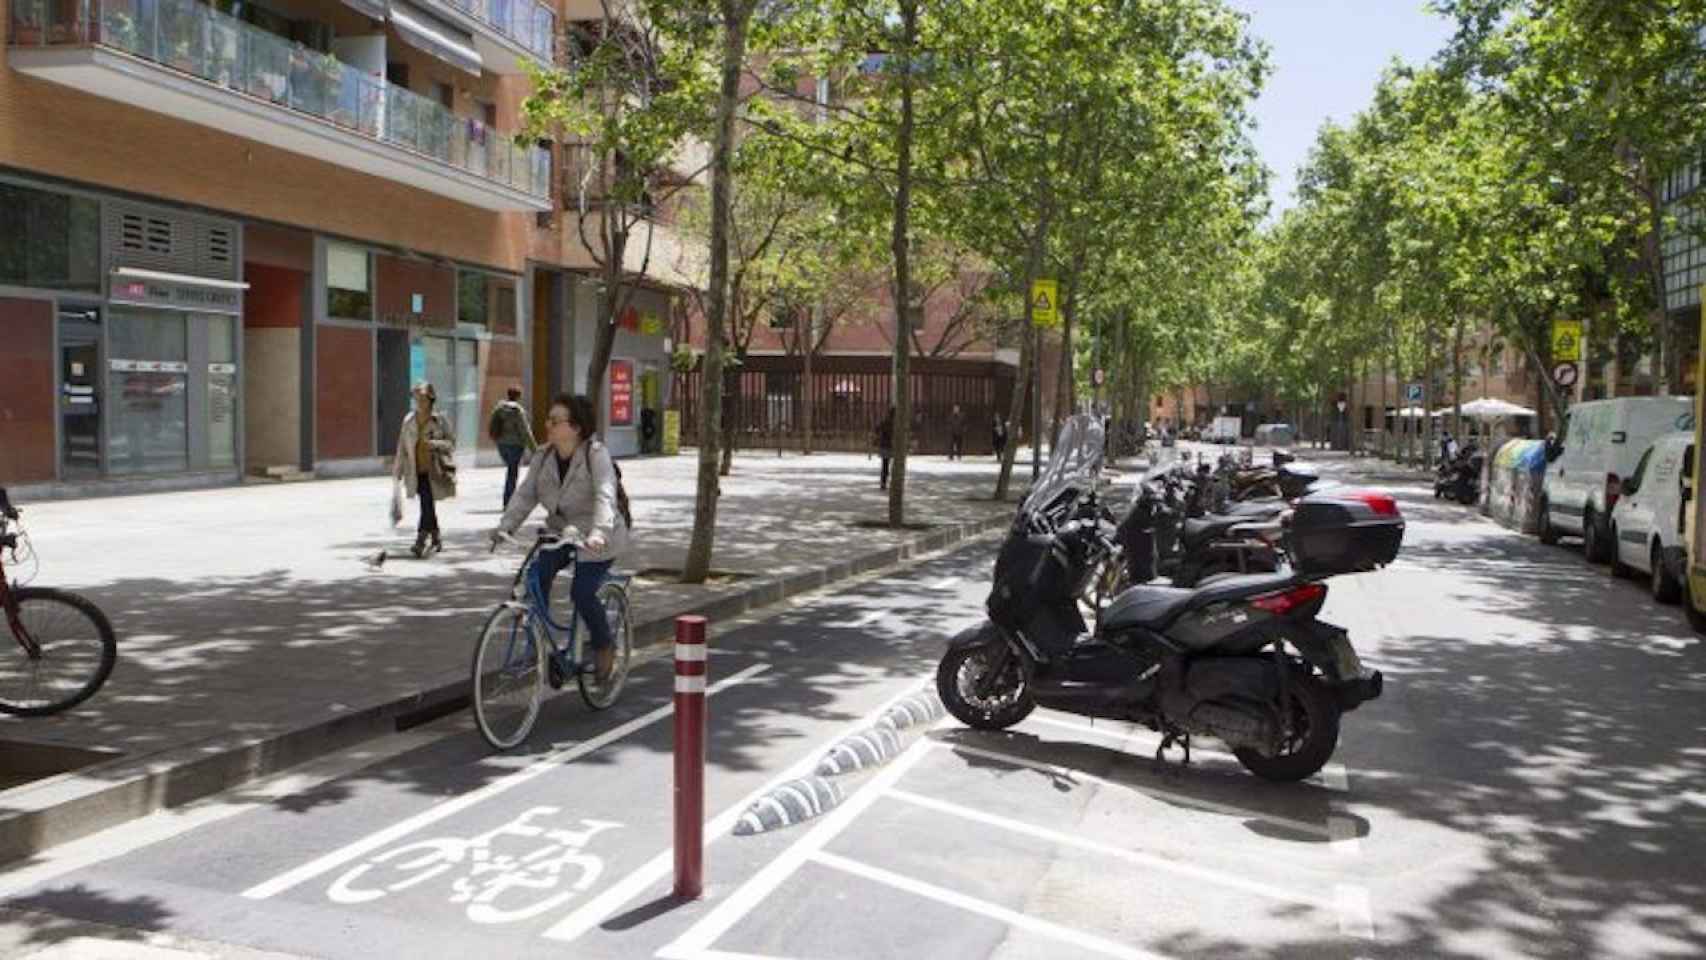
left=393, top=382, right=456, bottom=558
left=948, top=404, right=966, bottom=460
left=488, top=385, right=537, bottom=508
left=992, top=414, right=1008, bottom=461
left=876, top=407, right=896, bottom=489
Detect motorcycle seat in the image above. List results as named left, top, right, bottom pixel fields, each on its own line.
left=1103, top=571, right=1304, bottom=633
left=1101, top=584, right=1197, bottom=631
left=1180, top=517, right=1238, bottom=550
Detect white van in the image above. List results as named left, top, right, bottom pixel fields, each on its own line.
left=1608, top=435, right=1694, bottom=601
left=1540, top=396, right=1695, bottom=562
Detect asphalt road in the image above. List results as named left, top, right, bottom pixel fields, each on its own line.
left=3, top=461, right=1704, bottom=960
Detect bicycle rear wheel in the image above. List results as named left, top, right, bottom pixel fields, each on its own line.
left=577, top=582, right=631, bottom=711
left=472, top=604, right=546, bottom=750
left=0, top=587, right=117, bottom=716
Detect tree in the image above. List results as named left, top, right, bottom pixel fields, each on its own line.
left=521, top=2, right=714, bottom=425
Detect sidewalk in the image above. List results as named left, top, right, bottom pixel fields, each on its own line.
left=0, top=449, right=1032, bottom=864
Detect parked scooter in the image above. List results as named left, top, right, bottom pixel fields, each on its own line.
left=1433, top=443, right=1484, bottom=505
left=937, top=415, right=1395, bottom=781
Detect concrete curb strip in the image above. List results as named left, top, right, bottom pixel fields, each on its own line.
left=0, top=510, right=1011, bottom=868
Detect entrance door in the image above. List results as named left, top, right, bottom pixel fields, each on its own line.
left=58, top=307, right=102, bottom=479
left=376, top=329, right=411, bottom=457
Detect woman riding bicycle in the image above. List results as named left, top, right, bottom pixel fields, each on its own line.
left=489, top=394, right=628, bottom=684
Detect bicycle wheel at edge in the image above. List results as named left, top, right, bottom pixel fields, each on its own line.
left=577, top=581, right=631, bottom=711
left=471, top=604, right=547, bottom=750
left=0, top=587, right=117, bottom=717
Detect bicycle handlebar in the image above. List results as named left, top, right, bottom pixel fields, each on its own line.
left=490, top=527, right=586, bottom=554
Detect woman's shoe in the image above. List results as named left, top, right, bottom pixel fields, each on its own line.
left=595, top=647, right=616, bottom=685
left=429, top=532, right=443, bottom=555
left=410, top=532, right=427, bottom=558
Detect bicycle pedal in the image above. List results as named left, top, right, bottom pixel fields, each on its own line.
left=547, top=654, right=566, bottom=690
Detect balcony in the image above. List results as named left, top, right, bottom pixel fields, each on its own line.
left=423, top=0, right=556, bottom=74
left=8, top=0, right=552, bottom=211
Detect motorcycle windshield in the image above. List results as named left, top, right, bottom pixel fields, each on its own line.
left=1021, top=415, right=1105, bottom=515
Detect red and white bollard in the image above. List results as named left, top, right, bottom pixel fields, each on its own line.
left=673, top=615, right=707, bottom=899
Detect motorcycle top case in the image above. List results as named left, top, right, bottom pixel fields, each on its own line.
left=1288, top=488, right=1405, bottom=574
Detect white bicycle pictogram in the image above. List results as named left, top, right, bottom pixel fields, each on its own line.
left=326, top=807, right=622, bottom=924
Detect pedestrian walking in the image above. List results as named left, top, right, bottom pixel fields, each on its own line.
left=488, top=385, right=537, bottom=508
left=875, top=406, right=896, bottom=489
left=393, top=382, right=457, bottom=558
left=992, top=414, right=1008, bottom=460
left=490, top=394, right=629, bottom=684
left=949, top=404, right=966, bottom=460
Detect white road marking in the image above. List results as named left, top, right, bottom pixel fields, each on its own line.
left=934, top=740, right=1336, bottom=840
left=884, top=788, right=1349, bottom=920
left=0, top=725, right=452, bottom=900
left=930, top=577, right=960, bottom=591
left=1029, top=715, right=1352, bottom=794
left=810, top=851, right=1177, bottom=960
left=1335, top=884, right=1375, bottom=939
left=241, top=664, right=769, bottom=901
left=657, top=734, right=938, bottom=959
left=542, top=680, right=938, bottom=944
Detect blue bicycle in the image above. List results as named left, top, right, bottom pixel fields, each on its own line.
left=473, top=528, right=633, bottom=750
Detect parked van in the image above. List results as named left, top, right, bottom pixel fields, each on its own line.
left=1607, top=435, right=1694, bottom=602
left=1540, top=396, right=1695, bottom=562
left=1254, top=423, right=1296, bottom=447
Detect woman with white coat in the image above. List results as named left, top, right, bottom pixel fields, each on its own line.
left=393, top=382, right=457, bottom=557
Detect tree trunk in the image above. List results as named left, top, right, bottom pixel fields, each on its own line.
left=886, top=0, right=918, bottom=528
left=1424, top=336, right=1436, bottom=470
left=1452, top=316, right=1464, bottom=443
left=1640, top=167, right=1672, bottom=394
left=719, top=359, right=739, bottom=477
left=994, top=320, right=1032, bottom=502
left=683, top=4, right=749, bottom=583
left=1054, top=282, right=1075, bottom=444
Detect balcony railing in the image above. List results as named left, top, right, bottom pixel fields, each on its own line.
left=9, top=0, right=551, bottom=202
left=432, top=0, right=555, bottom=63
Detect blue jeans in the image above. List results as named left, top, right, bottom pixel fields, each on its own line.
left=531, top=546, right=614, bottom=652
left=498, top=444, right=525, bottom=507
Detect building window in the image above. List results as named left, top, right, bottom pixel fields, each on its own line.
left=458, top=269, right=490, bottom=327
left=0, top=182, right=100, bottom=292
left=327, top=242, right=372, bottom=320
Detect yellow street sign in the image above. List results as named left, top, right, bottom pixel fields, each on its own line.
left=1552, top=319, right=1582, bottom=362
left=1030, top=279, right=1058, bottom=327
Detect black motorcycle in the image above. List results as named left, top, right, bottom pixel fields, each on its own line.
left=1433, top=444, right=1484, bottom=505
left=938, top=416, right=1395, bottom=782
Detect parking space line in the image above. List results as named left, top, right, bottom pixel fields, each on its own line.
left=658, top=734, right=939, bottom=960
left=933, top=740, right=1337, bottom=840
left=1029, top=714, right=1352, bottom=794
left=884, top=788, right=1339, bottom=915
left=241, top=664, right=770, bottom=901
left=810, top=851, right=1176, bottom=960
left=546, top=679, right=939, bottom=945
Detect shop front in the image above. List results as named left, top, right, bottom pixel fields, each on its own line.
left=0, top=177, right=246, bottom=492
left=600, top=285, right=674, bottom=459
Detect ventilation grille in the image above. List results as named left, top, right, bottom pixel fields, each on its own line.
left=106, top=202, right=240, bottom=281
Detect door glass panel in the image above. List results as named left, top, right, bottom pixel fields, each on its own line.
left=422, top=334, right=455, bottom=439
left=454, top=338, right=479, bottom=452
left=59, top=307, right=102, bottom=479
left=207, top=315, right=237, bottom=469
left=107, top=309, right=188, bottom=475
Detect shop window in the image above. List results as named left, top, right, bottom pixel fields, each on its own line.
left=327, top=242, right=372, bottom=320
left=492, top=275, right=517, bottom=334
left=0, top=183, right=100, bottom=292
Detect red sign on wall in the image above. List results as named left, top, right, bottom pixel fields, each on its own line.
left=609, top=360, right=634, bottom=427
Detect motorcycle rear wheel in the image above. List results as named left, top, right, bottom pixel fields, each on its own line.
left=1233, top=673, right=1341, bottom=783
left=937, top=642, right=1035, bottom=731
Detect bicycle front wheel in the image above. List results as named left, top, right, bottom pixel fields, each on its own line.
left=471, top=604, right=546, bottom=750
left=577, top=582, right=631, bottom=711
left=0, top=587, right=117, bottom=717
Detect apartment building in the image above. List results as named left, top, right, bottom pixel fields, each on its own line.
left=0, top=0, right=692, bottom=495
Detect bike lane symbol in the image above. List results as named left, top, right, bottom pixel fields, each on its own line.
left=326, top=807, right=622, bottom=925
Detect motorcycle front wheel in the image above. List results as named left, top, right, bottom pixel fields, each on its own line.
left=937, top=640, right=1035, bottom=731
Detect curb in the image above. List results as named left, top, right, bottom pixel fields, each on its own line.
left=0, top=509, right=1012, bottom=868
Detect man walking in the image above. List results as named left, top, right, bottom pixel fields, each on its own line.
left=948, top=404, right=966, bottom=460
left=488, top=385, right=537, bottom=508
